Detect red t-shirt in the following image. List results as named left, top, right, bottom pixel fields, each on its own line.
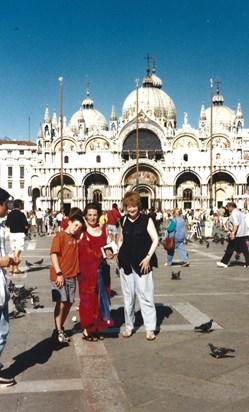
left=107, top=209, right=121, bottom=225
left=50, top=231, right=79, bottom=281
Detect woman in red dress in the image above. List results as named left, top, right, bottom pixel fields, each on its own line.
left=78, top=203, right=113, bottom=341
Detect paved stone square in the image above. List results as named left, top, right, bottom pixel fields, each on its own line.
left=1, top=233, right=249, bottom=411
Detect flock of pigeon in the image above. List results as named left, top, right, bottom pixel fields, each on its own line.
left=8, top=258, right=45, bottom=317
left=8, top=280, right=44, bottom=318
left=194, top=319, right=235, bottom=359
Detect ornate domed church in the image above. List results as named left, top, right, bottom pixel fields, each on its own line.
left=1, top=62, right=249, bottom=213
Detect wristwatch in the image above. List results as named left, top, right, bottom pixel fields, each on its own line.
left=57, top=271, right=63, bottom=276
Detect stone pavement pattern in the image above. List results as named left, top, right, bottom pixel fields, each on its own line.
left=1, top=233, right=249, bottom=411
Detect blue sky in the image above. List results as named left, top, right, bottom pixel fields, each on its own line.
left=1, top=0, right=249, bottom=141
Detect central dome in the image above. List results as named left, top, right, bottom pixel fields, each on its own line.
left=121, top=66, right=176, bottom=123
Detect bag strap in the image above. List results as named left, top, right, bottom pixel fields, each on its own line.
left=121, top=215, right=127, bottom=228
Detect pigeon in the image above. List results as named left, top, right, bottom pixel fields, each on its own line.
left=34, top=258, right=43, bottom=265
left=30, top=295, right=40, bottom=305
left=171, top=270, right=181, bottom=280
left=25, top=260, right=33, bottom=267
left=195, top=319, right=213, bottom=333
left=208, top=343, right=235, bottom=359
left=206, top=241, right=210, bottom=248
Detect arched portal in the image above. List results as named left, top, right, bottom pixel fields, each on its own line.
left=83, top=173, right=108, bottom=207
left=175, top=171, right=201, bottom=210
left=50, top=175, right=75, bottom=212
left=32, top=188, right=40, bottom=211
left=208, top=172, right=235, bottom=208
left=123, top=165, right=160, bottom=209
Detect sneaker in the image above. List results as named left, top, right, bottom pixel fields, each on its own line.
left=0, top=375, right=15, bottom=387
left=216, top=262, right=228, bottom=268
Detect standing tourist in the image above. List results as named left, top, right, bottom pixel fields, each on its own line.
left=217, top=202, right=249, bottom=268
left=106, top=203, right=121, bottom=243
left=164, top=208, right=190, bottom=267
left=78, top=203, right=113, bottom=341
left=36, top=208, right=44, bottom=235
left=0, top=188, right=20, bottom=386
left=118, top=191, right=158, bottom=341
left=6, top=199, right=28, bottom=275
left=56, top=210, right=64, bottom=232
left=30, top=211, right=37, bottom=237
left=50, top=214, right=84, bottom=344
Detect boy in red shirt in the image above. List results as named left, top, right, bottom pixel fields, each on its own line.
left=50, top=214, right=84, bottom=344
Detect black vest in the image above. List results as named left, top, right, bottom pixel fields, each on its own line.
left=118, top=213, right=158, bottom=276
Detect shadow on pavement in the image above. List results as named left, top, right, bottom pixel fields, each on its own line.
left=2, top=336, right=65, bottom=378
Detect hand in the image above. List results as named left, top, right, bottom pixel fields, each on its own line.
left=139, top=256, right=151, bottom=274
left=55, top=275, right=64, bottom=288
left=230, top=233, right=235, bottom=240
left=10, top=257, right=21, bottom=266
left=0, top=256, right=11, bottom=268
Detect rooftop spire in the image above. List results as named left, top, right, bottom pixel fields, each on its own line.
left=199, top=101, right=206, bottom=121
left=110, top=104, right=117, bottom=121
left=143, top=53, right=153, bottom=87
left=44, top=105, right=51, bottom=123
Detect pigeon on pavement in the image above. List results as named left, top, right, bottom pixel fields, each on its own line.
left=25, top=260, right=33, bottom=267
left=171, top=271, right=181, bottom=280
left=208, top=343, right=235, bottom=358
left=194, top=319, right=213, bottom=333
left=34, top=258, right=43, bottom=265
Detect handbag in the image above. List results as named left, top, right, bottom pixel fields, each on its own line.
left=164, top=236, right=175, bottom=250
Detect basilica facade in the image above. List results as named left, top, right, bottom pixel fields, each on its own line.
left=1, top=64, right=249, bottom=213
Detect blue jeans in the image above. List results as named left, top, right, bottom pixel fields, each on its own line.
left=167, top=240, right=189, bottom=265
left=0, top=304, right=9, bottom=369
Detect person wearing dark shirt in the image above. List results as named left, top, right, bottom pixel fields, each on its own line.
left=6, top=199, right=28, bottom=274
left=118, top=192, right=158, bottom=341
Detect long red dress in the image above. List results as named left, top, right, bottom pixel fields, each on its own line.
left=78, top=228, right=112, bottom=333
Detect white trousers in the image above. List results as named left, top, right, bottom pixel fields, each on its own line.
left=120, top=267, right=156, bottom=332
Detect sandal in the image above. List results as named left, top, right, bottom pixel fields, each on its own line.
left=122, top=329, right=133, bottom=338
left=82, top=332, right=98, bottom=342
left=98, top=335, right=105, bottom=340
left=13, top=270, right=24, bottom=274
left=58, top=330, right=70, bottom=343
left=146, top=331, right=156, bottom=341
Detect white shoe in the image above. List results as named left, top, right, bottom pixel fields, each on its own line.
left=216, top=262, right=228, bottom=268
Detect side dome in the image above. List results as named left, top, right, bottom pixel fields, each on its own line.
left=70, top=91, right=108, bottom=132
left=204, top=88, right=236, bottom=132
left=121, top=66, right=176, bottom=124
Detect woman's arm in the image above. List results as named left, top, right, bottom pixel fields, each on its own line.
left=117, top=224, right=123, bottom=249
left=139, top=218, right=159, bottom=274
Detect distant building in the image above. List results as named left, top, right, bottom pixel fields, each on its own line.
left=1, top=64, right=249, bottom=213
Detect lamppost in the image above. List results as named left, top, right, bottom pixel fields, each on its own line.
left=59, top=76, right=64, bottom=211
left=209, top=78, right=213, bottom=209
left=135, top=79, right=139, bottom=191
